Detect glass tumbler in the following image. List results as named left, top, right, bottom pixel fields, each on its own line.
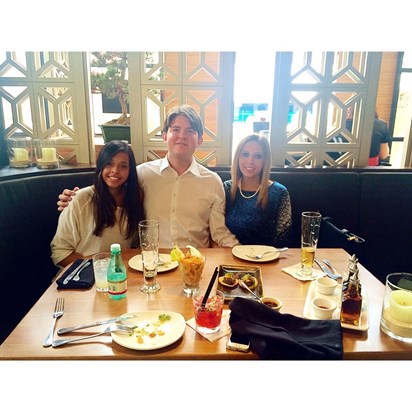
left=380, top=272, right=412, bottom=343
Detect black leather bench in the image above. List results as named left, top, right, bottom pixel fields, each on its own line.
left=1, top=166, right=411, bottom=344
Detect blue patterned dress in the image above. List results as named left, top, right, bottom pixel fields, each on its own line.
left=223, top=180, right=292, bottom=247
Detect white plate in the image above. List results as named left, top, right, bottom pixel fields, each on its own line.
left=112, top=311, right=186, bottom=350
left=232, top=245, right=280, bottom=262
left=128, top=253, right=178, bottom=273
left=303, top=281, right=369, bottom=331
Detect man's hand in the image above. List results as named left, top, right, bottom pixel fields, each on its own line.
left=57, top=187, right=79, bottom=211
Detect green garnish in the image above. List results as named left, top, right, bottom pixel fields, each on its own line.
left=158, top=314, right=171, bottom=322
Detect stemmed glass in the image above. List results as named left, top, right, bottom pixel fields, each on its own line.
left=138, top=220, right=161, bottom=293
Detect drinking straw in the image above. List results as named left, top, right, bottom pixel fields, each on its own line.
left=201, top=267, right=219, bottom=306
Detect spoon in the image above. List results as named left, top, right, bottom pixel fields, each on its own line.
left=246, top=247, right=288, bottom=260
left=52, top=324, right=133, bottom=347
left=239, top=280, right=263, bottom=303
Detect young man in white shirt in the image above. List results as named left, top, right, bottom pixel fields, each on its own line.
left=57, top=105, right=238, bottom=248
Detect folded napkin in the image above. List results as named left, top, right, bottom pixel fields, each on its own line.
left=186, top=309, right=231, bottom=342
left=282, top=263, right=324, bottom=281
left=228, top=297, right=343, bottom=360
left=56, top=259, right=95, bottom=290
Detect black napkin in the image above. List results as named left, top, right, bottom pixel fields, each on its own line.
left=228, top=297, right=343, bottom=360
left=56, top=258, right=95, bottom=290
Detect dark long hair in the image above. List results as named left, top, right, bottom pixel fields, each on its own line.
left=92, top=141, right=143, bottom=239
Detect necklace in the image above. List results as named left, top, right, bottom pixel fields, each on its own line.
left=239, top=185, right=260, bottom=199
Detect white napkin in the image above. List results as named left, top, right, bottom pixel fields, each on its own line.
left=186, top=309, right=231, bottom=342
left=281, top=263, right=324, bottom=281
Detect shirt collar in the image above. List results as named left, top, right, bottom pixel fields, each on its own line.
left=160, top=155, right=201, bottom=177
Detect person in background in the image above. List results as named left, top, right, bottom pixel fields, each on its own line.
left=223, top=134, right=292, bottom=247
left=51, top=140, right=144, bottom=267
left=369, top=110, right=391, bottom=165
left=57, top=105, right=238, bottom=249
left=346, top=107, right=391, bottom=166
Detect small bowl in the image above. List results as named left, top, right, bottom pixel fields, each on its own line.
left=261, top=296, right=283, bottom=311
left=316, top=276, right=338, bottom=295
left=312, top=297, right=337, bottom=320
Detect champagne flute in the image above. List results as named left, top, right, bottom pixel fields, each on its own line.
left=138, top=220, right=161, bottom=293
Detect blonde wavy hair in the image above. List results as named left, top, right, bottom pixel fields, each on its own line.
left=230, top=134, right=271, bottom=208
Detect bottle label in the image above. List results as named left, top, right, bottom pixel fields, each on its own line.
left=108, top=279, right=127, bottom=296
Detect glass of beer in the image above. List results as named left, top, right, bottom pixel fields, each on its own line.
left=297, top=211, right=322, bottom=278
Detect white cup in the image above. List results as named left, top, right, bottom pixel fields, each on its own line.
left=316, top=276, right=338, bottom=295
left=312, top=297, right=337, bottom=320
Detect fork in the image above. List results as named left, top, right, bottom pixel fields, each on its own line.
left=52, top=324, right=133, bottom=347
left=43, top=297, right=64, bottom=347
left=73, top=260, right=91, bottom=281
left=246, top=247, right=288, bottom=259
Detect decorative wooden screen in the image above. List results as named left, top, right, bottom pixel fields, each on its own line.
left=0, top=52, right=90, bottom=164
left=271, top=52, right=382, bottom=167
left=129, top=52, right=235, bottom=166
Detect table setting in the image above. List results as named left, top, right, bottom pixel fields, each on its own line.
left=2, top=243, right=412, bottom=360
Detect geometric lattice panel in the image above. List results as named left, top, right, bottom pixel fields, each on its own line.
left=272, top=51, right=377, bottom=167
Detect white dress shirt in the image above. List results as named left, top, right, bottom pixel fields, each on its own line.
left=137, top=157, right=238, bottom=248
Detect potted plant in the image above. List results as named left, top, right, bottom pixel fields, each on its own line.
left=90, top=52, right=130, bottom=143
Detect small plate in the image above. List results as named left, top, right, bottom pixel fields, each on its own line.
left=128, top=253, right=178, bottom=273
left=232, top=245, right=280, bottom=262
left=217, top=264, right=263, bottom=301
left=112, top=311, right=186, bottom=350
left=303, top=281, right=369, bottom=331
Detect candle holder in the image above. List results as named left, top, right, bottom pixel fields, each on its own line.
left=34, top=139, right=59, bottom=169
left=380, top=272, right=412, bottom=343
left=7, top=137, right=34, bottom=168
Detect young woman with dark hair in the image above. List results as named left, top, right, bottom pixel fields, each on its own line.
left=51, top=141, right=144, bottom=267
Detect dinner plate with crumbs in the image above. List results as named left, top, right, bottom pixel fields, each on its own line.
left=217, top=264, right=263, bottom=301
left=303, top=281, right=369, bottom=331
left=112, top=311, right=186, bottom=350
left=232, top=245, right=280, bottom=262
left=128, top=253, right=178, bottom=273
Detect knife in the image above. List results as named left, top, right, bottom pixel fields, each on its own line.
left=57, top=314, right=136, bottom=335
left=62, top=259, right=91, bottom=285
left=314, top=258, right=339, bottom=280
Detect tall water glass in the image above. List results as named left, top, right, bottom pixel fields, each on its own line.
left=138, top=220, right=160, bottom=293
left=297, top=211, right=322, bottom=278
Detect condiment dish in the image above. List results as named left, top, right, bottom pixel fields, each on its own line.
left=316, top=276, right=338, bottom=295
left=261, top=296, right=283, bottom=311
left=312, top=297, right=336, bottom=319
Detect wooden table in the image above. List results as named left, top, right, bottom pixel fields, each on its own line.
left=1, top=248, right=411, bottom=360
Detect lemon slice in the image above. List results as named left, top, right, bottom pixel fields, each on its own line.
left=170, top=245, right=184, bottom=261
left=186, top=244, right=202, bottom=258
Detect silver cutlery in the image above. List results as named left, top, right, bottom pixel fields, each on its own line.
left=239, top=280, right=263, bottom=303
left=57, top=314, right=136, bottom=335
left=52, top=324, right=134, bottom=347
left=73, top=260, right=91, bottom=281
left=63, top=259, right=90, bottom=284
left=314, top=258, right=341, bottom=280
left=246, top=247, right=288, bottom=260
left=43, top=297, right=65, bottom=347
left=323, top=259, right=342, bottom=277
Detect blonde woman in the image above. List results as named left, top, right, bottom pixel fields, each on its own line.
left=223, top=134, right=291, bottom=246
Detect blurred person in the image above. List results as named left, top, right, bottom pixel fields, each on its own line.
left=57, top=105, right=238, bottom=249
left=51, top=140, right=144, bottom=267
left=346, top=107, right=391, bottom=166
left=223, top=134, right=292, bottom=246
